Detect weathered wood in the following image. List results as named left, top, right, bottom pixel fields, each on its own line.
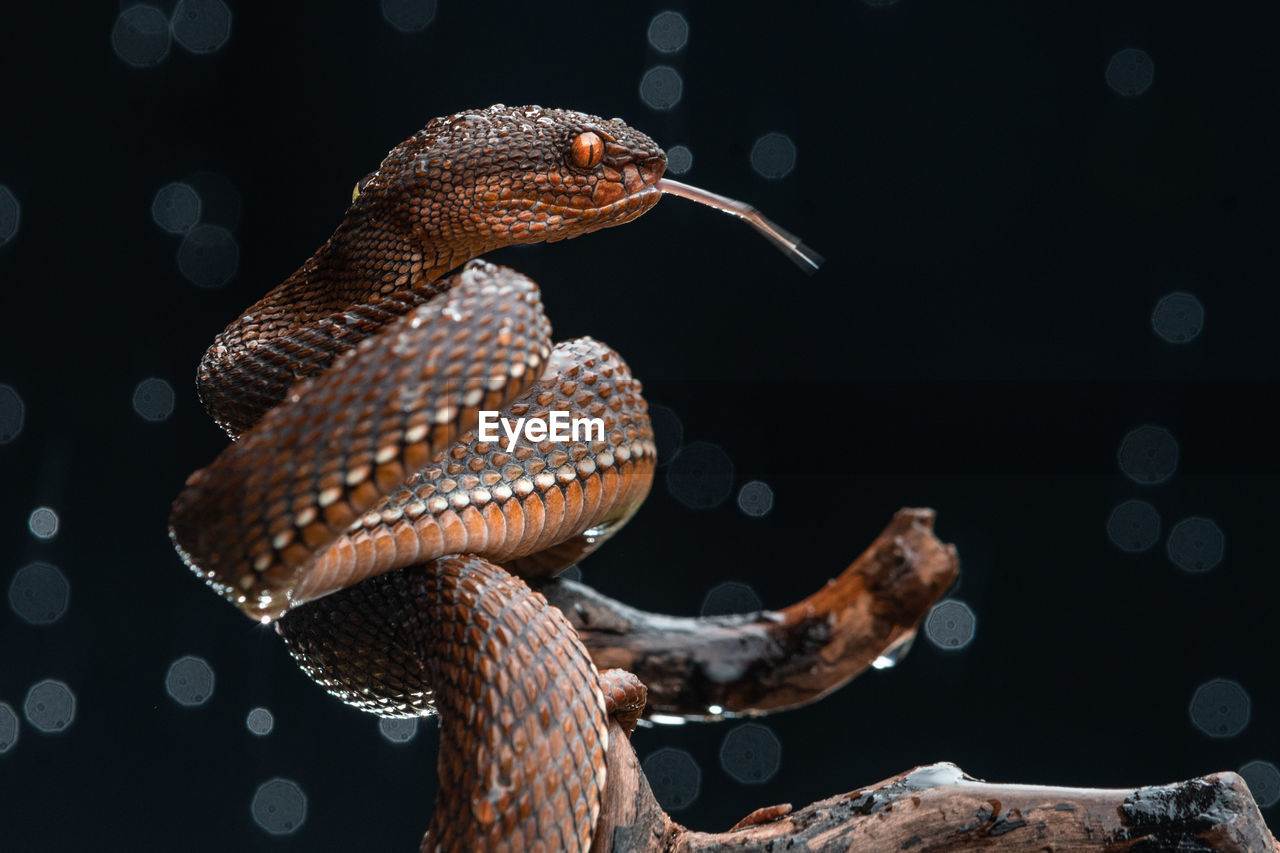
left=594, top=749, right=1280, bottom=852
left=539, top=507, right=959, bottom=718
left=578, top=508, right=1278, bottom=851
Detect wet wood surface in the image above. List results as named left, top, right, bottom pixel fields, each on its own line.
left=539, top=507, right=959, bottom=718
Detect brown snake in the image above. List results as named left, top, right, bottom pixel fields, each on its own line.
left=169, top=105, right=820, bottom=851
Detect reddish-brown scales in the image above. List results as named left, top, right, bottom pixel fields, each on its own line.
left=278, top=557, right=610, bottom=851
left=169, top=106, right=665, bottom=852
left=195, top=105, right=664, bottom=438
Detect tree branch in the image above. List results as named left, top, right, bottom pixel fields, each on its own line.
left=578, top=507, right=1278, bottom=851
left=593, top=741, right=1280, bottom=852
left=539, top=507, right=959, bottom=718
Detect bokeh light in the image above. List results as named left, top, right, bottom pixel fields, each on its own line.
left=1117, top=425, right=1178, bottom=485
left=643, top=747, right=701, bottom=811
left=381, top=0, right=437, bottom=33
left=24, top=680, right=76, bottom=733
left=925, top=599, right=977, bottom=650
left=665, top=144, right=693, bottom=176
left=639, top=66, right=683, bottom=111
left=700, top=581, right=763, bottom=617
left=750, top=133, right=797, bottom=180
left=378, top=717, right=419, bottom=744
left=666, top=440, right=734, bottom=509
left=171, top=0, right=232, bottom=54
left=28, top=507, right=60, bottom=540
left=647, top=404, right=683, bottom=466
left=0, top=384, right=24, bottom=443
left=177, top=224, right=239, bottom=288
left=8, top=562, right=70, bottom=626
left=1166, top=516, right=1225, bottom=573
left=719, top=723, right=781, bottom=784
left=245, top=707, right=274, bottom=736
left=1240, top=760, right=1280, bottom=809
left=0, top=702, right=17, bottom=753
left=152, top=182, right=202, bottom=234
left=111, top=5, right=171, bottom=68
left=1106, top=499, right=1161, bottom=553
left=251, top=778, right=308, bottom=835
left=0, top=185, right=19, bottom=246
left=647, top=11, right=689, bottom=54
left=1151, top=292, right=1204, bottom=344
left=165, top=656, right=215, bottom=707
left=1106, top=48, right=1155, bottom=97
left=736, top=480, right=774, bottom=518
left=1189, top=678, right=1250, bottom=739
left=555, top=565, right=583, bottom=582
left=132, top=377, right=175, bottom=422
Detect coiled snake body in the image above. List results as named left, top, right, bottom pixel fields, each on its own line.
left=171, top=105, right=817, bottom=851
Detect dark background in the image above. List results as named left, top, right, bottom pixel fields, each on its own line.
left=2, top=0, right=1278, bottom=849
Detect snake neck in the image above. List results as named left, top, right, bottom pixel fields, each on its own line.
left=195, top=209, right=486, bottom=438
left=193, top=104, right=669, bottom=438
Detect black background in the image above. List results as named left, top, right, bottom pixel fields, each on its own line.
left=1, top=1, right=1278, bottom=849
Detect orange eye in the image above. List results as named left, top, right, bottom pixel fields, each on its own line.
left=568, top=131, right=604, bottom=170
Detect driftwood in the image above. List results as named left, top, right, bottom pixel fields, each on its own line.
left=538, top=508, right=959, bottom=718
left=570, top=509, right=1278, bottom=850
left=593, top=731, right=1280, bottom=852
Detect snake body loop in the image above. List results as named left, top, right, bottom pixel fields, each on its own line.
left=171, top=106, right=667, bottom=850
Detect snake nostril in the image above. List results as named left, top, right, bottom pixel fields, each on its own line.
left=639, top=156, right=667, bottom=186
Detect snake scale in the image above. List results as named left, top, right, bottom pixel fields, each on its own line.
left=169, top=104, right=818, bottom=851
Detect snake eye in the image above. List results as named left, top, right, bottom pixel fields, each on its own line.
left=568, top=131, right=605, bottom=170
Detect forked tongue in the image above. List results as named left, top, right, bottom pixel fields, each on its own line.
left=657, top=178, right=825, bottom=273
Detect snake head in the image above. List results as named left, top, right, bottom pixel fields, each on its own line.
left=351, top=105, right=667, bottom=274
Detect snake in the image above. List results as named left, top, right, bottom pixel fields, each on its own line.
left=169, top=104, right=820, bottom=851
